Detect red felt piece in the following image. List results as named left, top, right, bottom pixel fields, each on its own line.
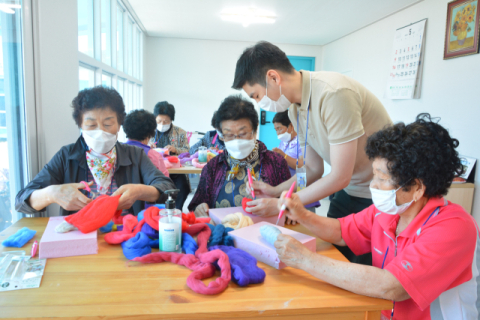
left=181, top=212, right=211, bottom=232
left=242, top=197, right=253, bottom=213
left=167, top=156, right=179, bottom=163
left=104, top=214, right=145, bottom=244
left=184, top=223, right=211, bottom=257
left=144, top=206, right=160, bottom=230
left=65, top=195, right=121, bottom=233
left=133, top=249, right=231, bottom=295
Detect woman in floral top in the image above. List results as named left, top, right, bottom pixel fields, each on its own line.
left=153, top=101, right=190, bottom=210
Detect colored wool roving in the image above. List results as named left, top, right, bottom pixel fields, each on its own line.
left=121, top=232, right=152, bottom=260
left=221, top=212, right=254, bottom=230
left=207, top=224, right=234, bottom=248
left=2, top=227, right=36, bottom=248
left=260, top=225, right=282, bottom=246
left=209, top=245, right=266, bottom=287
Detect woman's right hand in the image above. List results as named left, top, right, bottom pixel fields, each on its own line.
left=246, top=180, right=279, bottom=199
left=49, top=182, right=93, bottom=211
left=194, top=203, right=209, bottom=217
left=278, top=192, right=310, bottom=223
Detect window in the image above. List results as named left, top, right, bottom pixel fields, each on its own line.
left=79, top=65, right=95, bottom=90
left=101, top=0, right=111, bottom=66
left=126, top=18, right=133, bottom=76
left=117, top=78, right=124, bottom=97
left=116, top=5, right=123, bottom=72
left=0, top=0, right=30, bottom=232
left=102, top=72, right=112, bottom=87
left=78, top=0, right=94, bottom=57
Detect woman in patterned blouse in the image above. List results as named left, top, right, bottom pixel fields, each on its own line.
left=153, top=101, right=190, bottom=210
left=188, top=95, right=291, bottom=217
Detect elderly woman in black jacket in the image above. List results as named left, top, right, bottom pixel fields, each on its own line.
left=15, top=86, right=175, bottom=216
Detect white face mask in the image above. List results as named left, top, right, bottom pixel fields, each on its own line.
left=225, top=138, right=255, bottom=159
left=216, top=130, right=224, bottom=139
left=257, top=75, right=292, bottom=112
left=370, top=185, right=414, bottom=215
left=82, top=129, right=117, bottom=154
left=277, top=130, right=292, bottom=142
left=157, top=123, right=171, bottom=132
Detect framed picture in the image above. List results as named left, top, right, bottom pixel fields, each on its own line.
left=444, top=0, right=480, bottom=59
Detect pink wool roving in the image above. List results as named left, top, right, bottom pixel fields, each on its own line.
left=104, top=214, right=145, bottom=244
left=133, top=250, right=231, bottom=295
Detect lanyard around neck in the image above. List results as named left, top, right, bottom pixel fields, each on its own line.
left=296, top=73, right=312, bottom=167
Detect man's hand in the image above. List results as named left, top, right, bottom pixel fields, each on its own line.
left=272, top=147, right=286, bottom=157
left=244, top=198, right=279, bottom=217
left=246, top=180, right=279, bottom=199
left=49, top=181, right=93, bottom=211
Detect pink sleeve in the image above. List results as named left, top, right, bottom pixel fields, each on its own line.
left=147, top=150, right=169, bottom=177
left=385, top=214, right=477, bottom=311
left=338, top=204, right=376, bottom=256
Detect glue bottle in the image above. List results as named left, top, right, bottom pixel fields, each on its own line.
left=158, top=189, right=182, bottom=253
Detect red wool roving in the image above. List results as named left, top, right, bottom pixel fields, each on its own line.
left=242, top=197, right=253, bottom=213
left=65, top=195, right=122, bottom=233
left=144, top=206, right=160, bottom=230
left=167, top=156, right=179, bottom=163
left=104, top=214, right=145, bottom=244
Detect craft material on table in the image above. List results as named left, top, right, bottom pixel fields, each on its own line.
left=260, top=225, right=282, bottom=246
left=30, top=240, right=38, bottom=258
left=209, top=245, right=265, bottom=287
left=241, top=197, right=252, bottom=213
left=209, top=206, right=285, bottom=227
left=39, top=217, right=97, bottom=259
left=229, top=221, right=315, bottom=269
left=121, top=232, right=152, bottom=260
left=64, top=194, right=122, bottom=233
left=221, top=212, right=254, bottom=230
left=0, top=252, right=47, bottom=292
left=206, top=224, right=234, bottom=248
left=2, top=227, right=37, bottom=248
left=104, top=215, right=145, bottom=244
left=277, top=181, right=296, bottom=225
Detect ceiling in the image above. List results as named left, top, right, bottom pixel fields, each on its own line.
left=129, top=0, right=423, bottom=45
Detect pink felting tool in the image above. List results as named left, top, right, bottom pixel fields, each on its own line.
left=80, top=180, right=97, bottom=199
left=276, top=181, right=296, bottom=225
left=247, top=168, right=256, bottom=200
left=31, top=240, right=38, bottom=258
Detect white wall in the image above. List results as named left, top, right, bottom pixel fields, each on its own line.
left=321, top=0, right=480, bottom=222
left=144, top=37, right=322, bottom=145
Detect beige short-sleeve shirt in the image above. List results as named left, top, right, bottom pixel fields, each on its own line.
left=289, top=71, right=392, bottom=199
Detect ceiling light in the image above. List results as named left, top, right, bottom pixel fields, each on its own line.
left=0, top=4, right=21, bottom=14
left=221, top=7, right=276, bottom=27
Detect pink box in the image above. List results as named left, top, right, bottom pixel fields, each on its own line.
left=39, top=217, right=98, bottom=259
left=228, top=221, right=316, bottom=269
left=209, top=206, right=285, bottom=227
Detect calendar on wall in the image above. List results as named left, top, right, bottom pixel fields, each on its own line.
left=385, top=19, right=427, bottom=99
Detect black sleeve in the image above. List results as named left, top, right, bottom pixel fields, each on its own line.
left=15, top=147, right=67, bottom=215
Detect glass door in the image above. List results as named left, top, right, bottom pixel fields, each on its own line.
left=0, top=0, right=29, bottom=231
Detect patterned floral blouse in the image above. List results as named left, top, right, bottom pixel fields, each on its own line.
left=188, top=141, right=291, bottom=211
left=154, top=124, right=189, bottom=155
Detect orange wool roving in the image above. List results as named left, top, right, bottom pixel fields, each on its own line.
left=65, top=195, right=122, bottom=233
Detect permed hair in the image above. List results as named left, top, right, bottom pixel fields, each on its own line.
left=153, top=101, right=175, bottom=121
left=72, top=86, right=126, bottom=127
left=215, top=95, right=259, bottom=132
left=365, top=113, right=464, bottom=198
left=272, top=110, right=291, bottom=127
left=232, top=41, right=295, bottom=89
left=123, top=109, right=157, bottom=141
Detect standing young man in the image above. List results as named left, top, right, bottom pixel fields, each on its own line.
left=232, top=41, right=392, bottom=265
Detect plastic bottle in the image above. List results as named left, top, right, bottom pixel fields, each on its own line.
left=158, top=190, right=182, bottom=253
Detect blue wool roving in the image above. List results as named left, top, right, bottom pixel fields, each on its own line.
left=182, top=233, right=198, bottom=255
left=149, top=239, right=159, bottom=249
left=210, top=245, right=266, bottom=287
left=207, top=224, right=234, bottom=248
left=99, top=221, right=114, bottom=233
left=121, top=232, right=152, bottom=260
left=141, top=222, right=159, bottom=239
left=137, top=209, right=146, bottom=221
left=260, top=225, right=282, bottom=246
left=2, top=227, right=36, bottom=248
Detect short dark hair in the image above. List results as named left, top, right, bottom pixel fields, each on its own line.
left=211, top=111, right=218, bottom=129
left=272, top=110, right=291, bottom=127
left=153, top=101, right=175, bottom=121
left=123, top=109, right=157, bottom=141
left=232, top=41, right=295, bottom=89
left=215, top=95, right=259, bottom=132
left=72, top=86, right=126, bottom=127
left=365, top=113, right=464, bottom=198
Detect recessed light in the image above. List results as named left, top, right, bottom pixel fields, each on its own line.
left=221, top=7, right=276, bottom=27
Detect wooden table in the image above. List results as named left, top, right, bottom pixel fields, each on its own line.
left=168, top=166, right=203, bottom=174
left=0, top=219, right=392, bottom=319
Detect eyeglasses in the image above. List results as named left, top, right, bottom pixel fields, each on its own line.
left=222, top=131, right=254, bottom=142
